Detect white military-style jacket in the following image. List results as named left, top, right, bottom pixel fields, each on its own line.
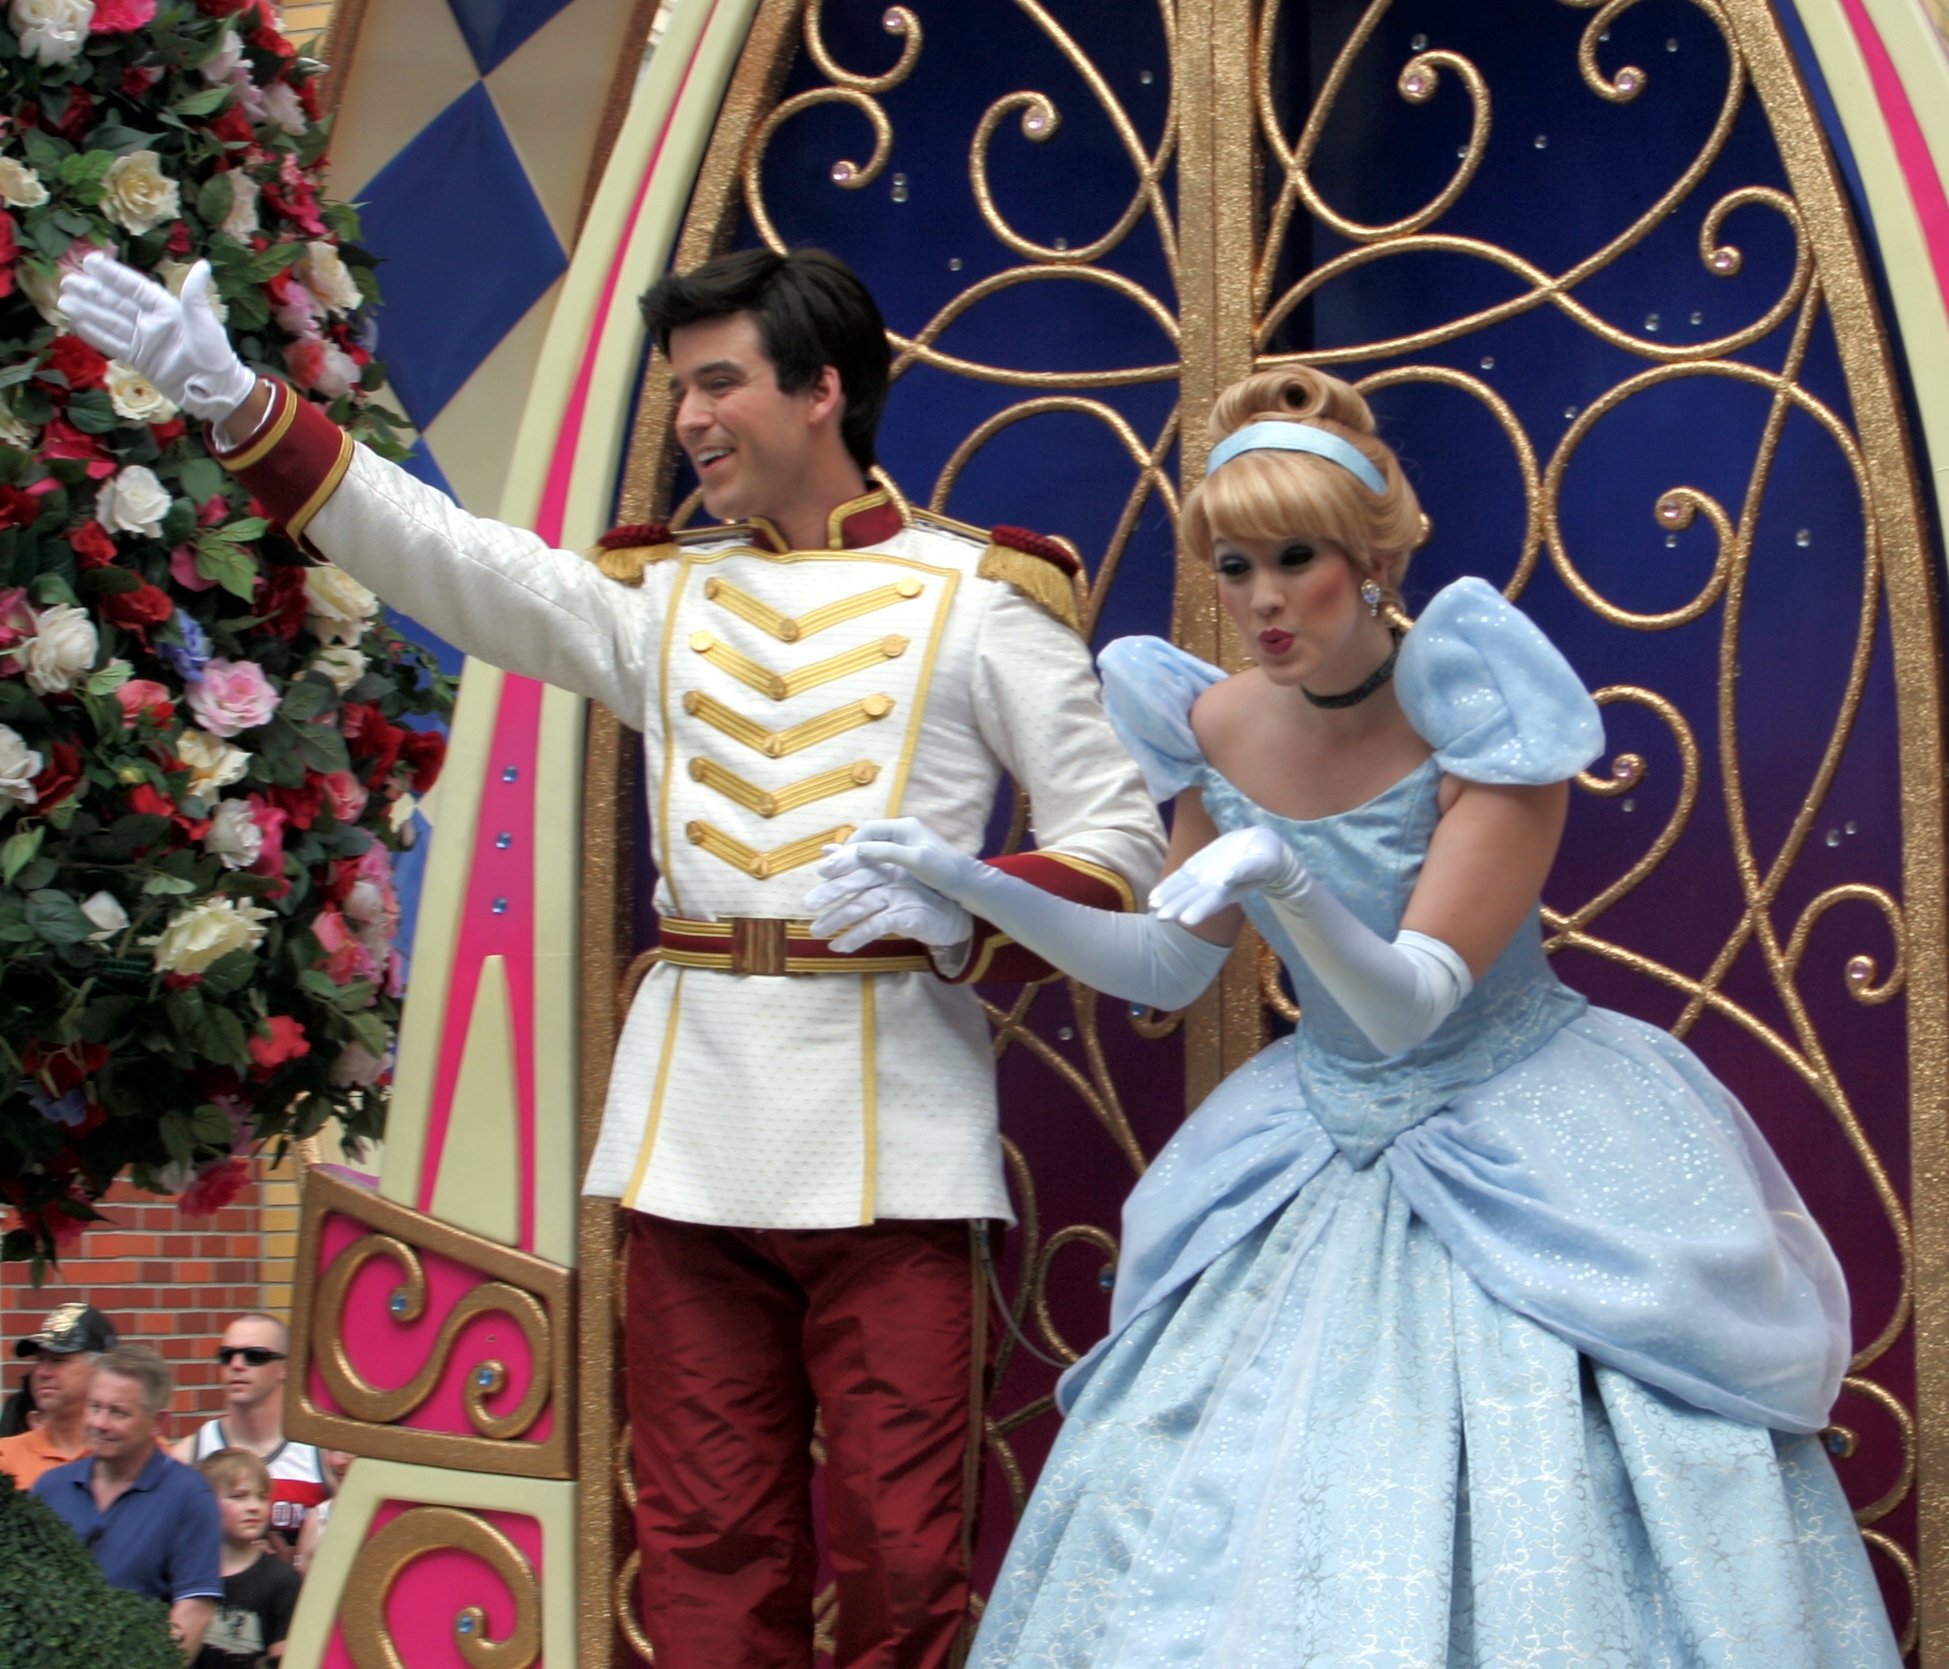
left=219, top=388, right=1166, bottom=1229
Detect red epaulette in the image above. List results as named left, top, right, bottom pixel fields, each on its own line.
left=990, top=524, right=1081, bottom=574
left=588, top=521, right=680, bottom=585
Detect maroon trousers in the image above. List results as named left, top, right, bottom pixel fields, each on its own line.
left=625, top=1212, right=990, bottom=1669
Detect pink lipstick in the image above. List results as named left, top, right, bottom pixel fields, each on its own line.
left=1258, top=628, right=1295, bottom=655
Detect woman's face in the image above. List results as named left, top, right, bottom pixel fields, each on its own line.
left=1211, top=531, right=1387, bottom=688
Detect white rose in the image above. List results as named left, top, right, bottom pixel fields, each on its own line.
left=303, top=564, right=377, bottom=645
left=261, top=81, right=307, bottom=136
left=96, top=465, right=172, bottom=537
left=329, top=1039, right=392, bottom=1088
left=296, top=242, right=361, bottom=315
left=143, top=895, right=273, bottom=975
left=101, top=151, right=182, bottom=237
left=177, top=727, right=250, bottom=798
left=9, top=0, right=92, bottom=64
left=0, top=396, right=36, bottom=450
left=105, top=361, right=178, bottom=425
left=308, top=644, right=366, bottom=693
left=0, top=722, right=40, bottom=809
left=220, top=171, right=259, bottom=239
left=24, top=604, right=97, bottom=696
left=157, top=257, right=228, bottom=322
left=203, top=798, right=262, bottom=870
left=0, top=157, right=48, bottom=209
left=199, top=27, right=243, bottom=82
left=80, top=891, right=128, bottom=942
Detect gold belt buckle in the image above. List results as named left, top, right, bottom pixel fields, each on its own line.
left=731, top=917, right=790, bottom=977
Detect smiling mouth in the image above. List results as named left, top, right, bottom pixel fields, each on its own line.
left=696, top=447, right=732, bottom=473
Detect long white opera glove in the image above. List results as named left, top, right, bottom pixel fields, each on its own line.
left=1153, top=825, right=1473, bottom=1055
left=58, top=253, right=257, bottom=421
left=809, top=819, right=1229, bottom=1011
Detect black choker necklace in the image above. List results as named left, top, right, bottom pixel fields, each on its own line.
left=1301, top=632, right=1402, bottom=710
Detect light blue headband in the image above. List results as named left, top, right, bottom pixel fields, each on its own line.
left=1205, top=420, right=1387, bottom=495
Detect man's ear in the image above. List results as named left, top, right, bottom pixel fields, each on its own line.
left=805, top=363, right=846, bottom=428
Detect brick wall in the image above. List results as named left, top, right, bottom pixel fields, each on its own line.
left=0, top=1150, right=303, bottom=1438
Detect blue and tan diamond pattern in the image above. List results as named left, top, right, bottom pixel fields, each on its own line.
left=322, top=0, right=661, bottom=515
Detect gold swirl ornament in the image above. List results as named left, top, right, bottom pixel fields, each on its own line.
left=314, top=1233, right=552, bottom=1440
left=340, top=1505, right=541, bottom=1669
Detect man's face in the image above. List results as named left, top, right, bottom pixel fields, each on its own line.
left=214, top=1476, right=269, bottom=1545
left=85, top=1370, right=154, bottom=1463
left=219, top=1318, right=286, bottom=1412
left=28, top=1348, right=93, bottom=1420
left=669, top=311, right=842, bottom=526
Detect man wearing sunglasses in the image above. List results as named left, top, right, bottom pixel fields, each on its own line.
left=169, top=1315, right=326, bottom=1558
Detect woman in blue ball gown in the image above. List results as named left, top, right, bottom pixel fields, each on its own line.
left=805, top=367, right=1900, bottom=1668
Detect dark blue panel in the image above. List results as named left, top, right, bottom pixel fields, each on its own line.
left=445, top=0, right=577, bottom=76
left=358, top=83, right=566, bottom=429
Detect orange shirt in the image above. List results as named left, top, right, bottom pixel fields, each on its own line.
left=0, top=1425, right=87, bottom=1488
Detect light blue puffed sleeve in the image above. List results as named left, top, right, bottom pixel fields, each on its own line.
left=1396, top=576, right=1604, bottom=784
left=1097, top=635, right=1225, bottom=802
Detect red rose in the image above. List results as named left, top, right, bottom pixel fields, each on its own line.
left=207, top=105, right=253, bottom=146
left=297, top=78, right=320, bottom=120
left=101, top=582, right=175, bottom=642
left=178, top=1157, right=250, bottom=1217
left=0, top=211, right=16, bottom=301
left=69, top=520, right=118, bottom=568
left=40, top=335, right=108, bottom=392
left=47, top=89, right=93, bottom=144
left=249, top=21, right=294, bottom=56
left=341, top=703, right=404, bottom=782
left=0, top=485, right=41, bottom=531
left=29, top=741, right=81, bottom=811
left=150, top=418, right=185, bottom=447
left=247, top=1014, right=309, bottom=1072
left=268, top=778, right=321, bottom=829
left=118, top=64, right=162, bottom=95
left=129, top=782, right=176, bottom=819
left=164, top=221, right=191, bottom=257
left=40, top=419, right=111, bottom=476
left=195, top=0, right=254, bottom=16
left=91, top=0, right=157, bottom=32
left=255, top=563, right=307, bottom=640
left=399, top=728, right=446, bottom=793
left=21, top=1039, right=108, bottom=1095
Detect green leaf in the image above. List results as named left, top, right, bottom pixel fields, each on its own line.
left=77, top=566, right=142, bottom=597
left=177, top=456, right=226, bottom=506
left=279, top=679, right=332, bottom=722
left=172, top=85, right=232, bottom=117
left=12, top=856, right=55, bottom=892
left=63, top=388, right=119, bottom=435
left=219, top=516, right=269, bottom=542
left=159, top=1108, right=193, bottom=1163
left=90, top=125, right=167, bottom=156
left=199, top=949, right=255, bottom=996
left=346, top=1010, right=390, bottom=1056
left=294, top=723, right=349, bottom=775
left=198, top=1004, right=249, bottom=1067
left=140, top=873, right=197, bottom=896
left=0, top=823, right=41, bottom=885
left=193, top=532, right=256, bottom=602
left=190, top=1101, right=234, bottom=1142
left=25, top=889, right=95, bottom=945
left=84, top=662, right=133, bottom=695
left=21, top=129, right=70, bottom=174
left=0, top=684, right=47, bottom=739
left=29, top=573, right=77, bottom=607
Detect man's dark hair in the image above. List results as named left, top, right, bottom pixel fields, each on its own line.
left=640, top=247, right=889, bottom=472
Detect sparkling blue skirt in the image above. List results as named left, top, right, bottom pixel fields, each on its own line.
left=970, top=1016, right=1901, bottom=1669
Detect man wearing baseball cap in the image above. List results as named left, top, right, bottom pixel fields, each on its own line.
left=0, top=1303, right=118, bottom=1488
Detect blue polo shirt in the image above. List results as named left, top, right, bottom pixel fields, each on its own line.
left=33, top=1445, right=223, bottom=1604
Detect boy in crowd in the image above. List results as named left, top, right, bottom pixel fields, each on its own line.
left=195, top=1448, right=302, bottom=1669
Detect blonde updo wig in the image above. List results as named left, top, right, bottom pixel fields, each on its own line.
left=1183, top=368, right=1427, bottom=609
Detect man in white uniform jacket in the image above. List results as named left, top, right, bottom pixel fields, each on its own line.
left=63, top=245, right=1165, bottom=1669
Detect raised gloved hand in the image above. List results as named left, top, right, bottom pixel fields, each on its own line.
left=58, top=253, right=257, bottom=421
left=804, top=850, right=973, bottom=954
left=810, top=818, right=1230, bottom=1009
left=1150, top=825, right=1308, bottom=926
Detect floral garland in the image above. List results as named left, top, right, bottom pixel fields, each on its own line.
left=0, top=0, right=452, bottom=1268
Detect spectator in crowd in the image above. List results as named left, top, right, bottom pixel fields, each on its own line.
left=0, top=1303, right=118, bottom=1487
left=172, top=1315, right=325, bottom=1557
left=194, top=1448, right=302, bottom=1669
left=292, top=1448, right=353, bottom=1574
left=35, top=1344, right=222, bottom=1657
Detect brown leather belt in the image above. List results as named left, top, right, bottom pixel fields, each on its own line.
left=656, top=917, right=933, bottom=977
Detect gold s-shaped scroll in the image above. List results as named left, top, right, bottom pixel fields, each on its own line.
left=313, top=1233, right=551, bottom=1440
left=340, top=1505, right=541, bottom=1669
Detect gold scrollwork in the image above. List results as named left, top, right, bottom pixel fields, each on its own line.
left=286, top=1169, right=575, bottom=1478
left=340, top=1505, right=542, bottom=1669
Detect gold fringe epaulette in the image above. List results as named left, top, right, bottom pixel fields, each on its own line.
left=978, top=525, right=1083, bottom=631
left=588, top=522, right=680, bottom=586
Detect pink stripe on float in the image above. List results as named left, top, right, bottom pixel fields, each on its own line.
left=1834, top=0, right=1949, bottom=316
left=417, top=676, right=545, bottom=1250
left=533, top=0, right=723, bottom=544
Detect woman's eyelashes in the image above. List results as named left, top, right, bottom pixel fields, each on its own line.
left=1216, top=553, right=1253, bottom=579
left=1278, top=543, right=1316, bottom=570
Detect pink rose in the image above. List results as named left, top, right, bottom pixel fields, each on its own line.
left=91, top=0, right=158, bottom=31
left=246, top=793, right=289, bottom=896
left=169, top=544, right=215, bottom=592
left=284, top=337, right=359, bottom=399
left=321, top=768, right=368, bottom=825
left=186, top=657, right=280, bottom=737
left=114, top=678, right=175, bottom=727
left=313, top=904, right=377, bottom=984
left=0, top=586, right=35, bottom=658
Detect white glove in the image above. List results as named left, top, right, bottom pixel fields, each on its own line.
left=815, top=818, right=1228, bottom=1009
left=803, top=851, right=974, bottom=954
left=1156, top=825, right=1472, bottom=1056
left=59, top=253, right=257, bottom=421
